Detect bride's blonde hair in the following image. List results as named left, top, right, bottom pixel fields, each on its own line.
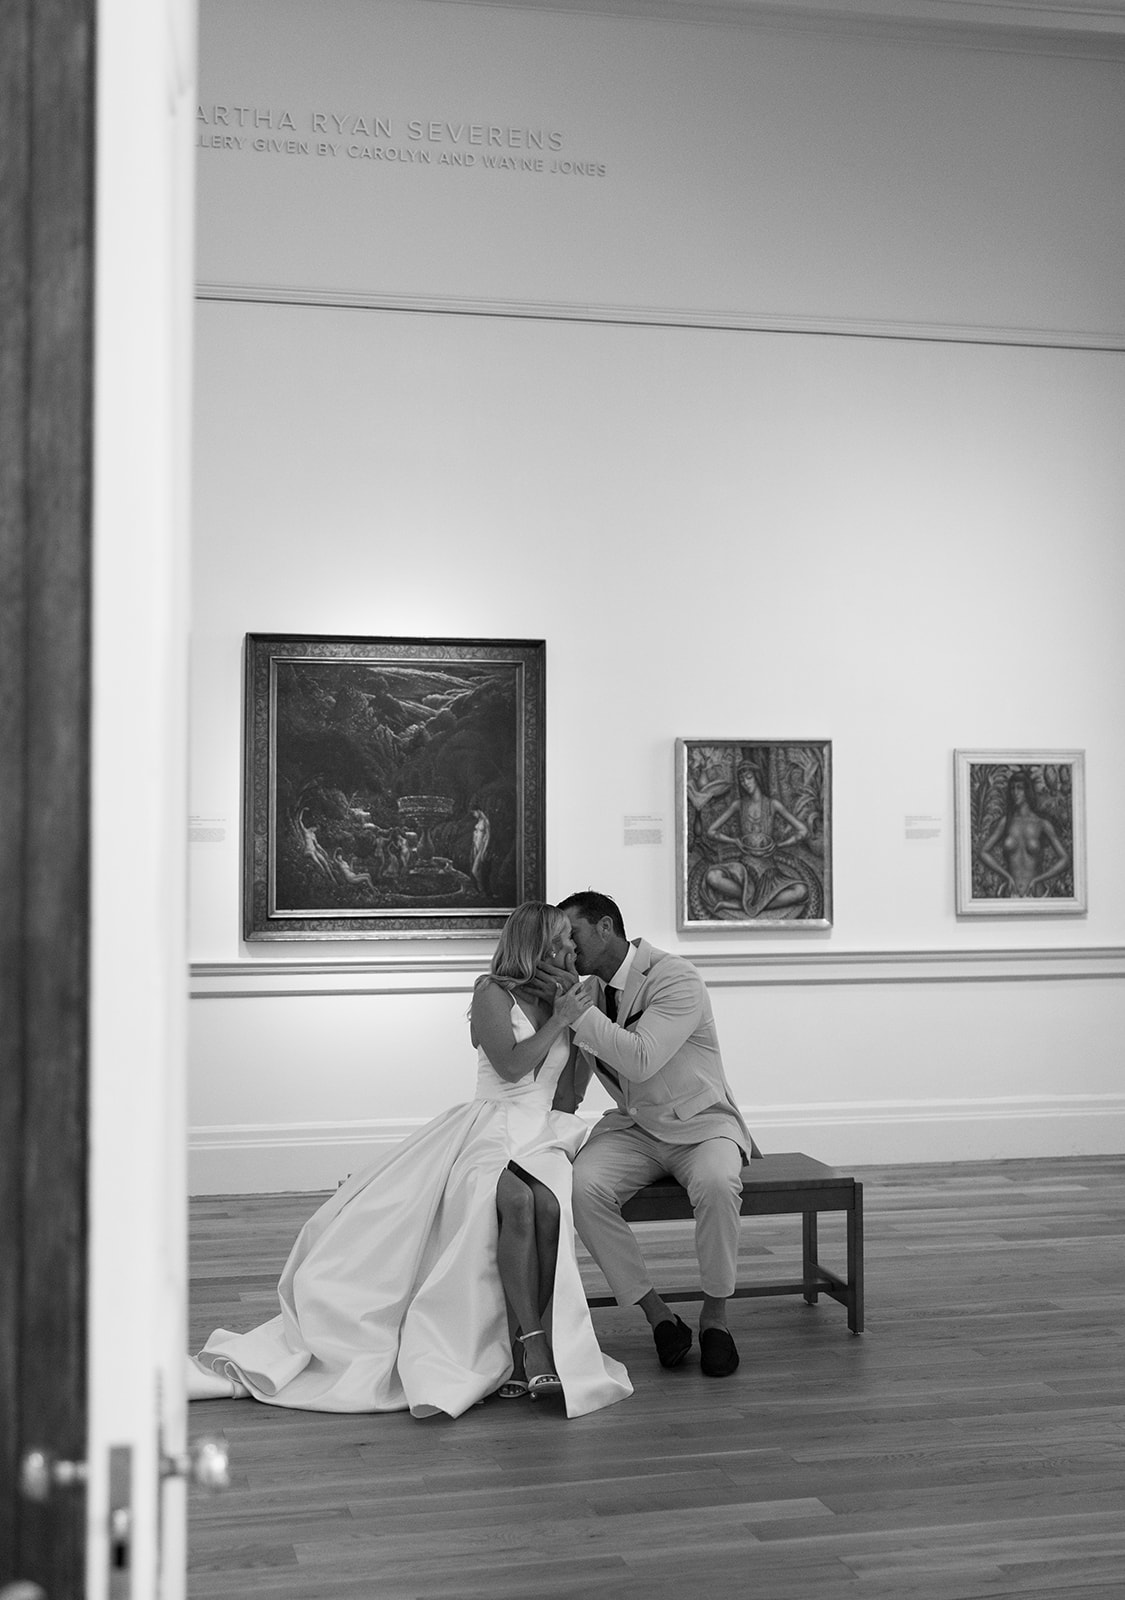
left=478, top=901, right=569, bottom=994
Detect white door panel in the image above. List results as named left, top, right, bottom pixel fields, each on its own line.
left=87, top=2, right=196, bottom=1595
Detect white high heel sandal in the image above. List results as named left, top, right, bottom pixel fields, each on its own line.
left=517, top=1329, right=563, bottom=1398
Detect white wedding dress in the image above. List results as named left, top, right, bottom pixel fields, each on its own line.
left=190, top=1000, right=632, bottom=1419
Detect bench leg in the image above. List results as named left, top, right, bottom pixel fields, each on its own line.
left=802, top=1209, right=819, bottom=1304
left=847, top=1183, right=864, bottom=1334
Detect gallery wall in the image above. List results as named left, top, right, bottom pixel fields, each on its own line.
left=188, top=0, right=1125, bottom=1192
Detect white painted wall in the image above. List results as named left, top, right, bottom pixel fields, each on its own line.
left=188, top=0, right=1125, bottom=1191
left=195, top=0, right=1125, bottom=343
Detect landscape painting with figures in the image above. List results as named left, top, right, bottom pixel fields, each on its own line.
left=676, top=738, right=832, bottom=931
left=243, top=636, right=545, bottom=939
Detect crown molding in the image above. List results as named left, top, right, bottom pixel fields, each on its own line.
left=196, top=282, right=1125, bottom=353
left=441, top=0, right=1125, bottom=56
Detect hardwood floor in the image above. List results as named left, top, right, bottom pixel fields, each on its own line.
left=188, top=1156, right=1125, bottom=1599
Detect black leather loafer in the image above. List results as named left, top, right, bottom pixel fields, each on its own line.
left=652, top=1314, right=693, bottom=1368
left=699, top=1326, right=740, bottom=1377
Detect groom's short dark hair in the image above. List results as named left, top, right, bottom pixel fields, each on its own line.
left=558, top=890, right=626, bottom=940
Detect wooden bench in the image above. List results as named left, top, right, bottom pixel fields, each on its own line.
left=584, top=1151, right=864, bottom=1334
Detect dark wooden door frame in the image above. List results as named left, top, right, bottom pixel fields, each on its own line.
left=1, top=0, right=96, bottom=1591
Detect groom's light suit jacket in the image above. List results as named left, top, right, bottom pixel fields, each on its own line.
left=572, top=938, right=756, bottom=1159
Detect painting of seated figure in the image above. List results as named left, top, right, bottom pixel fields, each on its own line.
left=676, top=738, right=832, bottom=931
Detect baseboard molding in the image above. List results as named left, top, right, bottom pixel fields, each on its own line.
left=750, top=1094, right=1125, bottom=1167
left=188, top=1093, right=1125, bottom=1194
left=188, top=1119, right=420, bottom=1196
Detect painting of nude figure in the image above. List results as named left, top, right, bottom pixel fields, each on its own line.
left=954, top=749, right=1086, bottom=917
left=244, top=635, right=544, bottom=939
left=676, top=739, right=832, bottom=931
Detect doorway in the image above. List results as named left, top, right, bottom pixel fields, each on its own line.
left=1, top=1, right=197, bottom=1595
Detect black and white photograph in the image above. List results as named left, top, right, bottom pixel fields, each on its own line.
left=6, top=0, right=1123, bottom=1596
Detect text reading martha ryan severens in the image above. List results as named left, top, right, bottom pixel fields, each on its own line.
left=198, top=106, right=609, bottom=177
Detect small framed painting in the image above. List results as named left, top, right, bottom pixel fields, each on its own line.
left=243, top=634, right=545, bottom=940
left=675, top=739, right=832, bottom=931
left=954, top=749, right=1087, bottom=916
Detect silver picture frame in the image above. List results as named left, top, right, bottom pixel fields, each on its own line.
left=676, top=738, right=832, bottom=931
left=954, top=748, right=1087, bottom=916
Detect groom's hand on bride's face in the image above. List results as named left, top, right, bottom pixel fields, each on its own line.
left=526, top=958, right=579, bottom=1001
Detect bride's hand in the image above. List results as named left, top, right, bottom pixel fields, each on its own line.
left=552, top=975, right=596, bottom=1025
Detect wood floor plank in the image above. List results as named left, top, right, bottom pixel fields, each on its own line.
left=189, top=1156, right=1125, bottom=1600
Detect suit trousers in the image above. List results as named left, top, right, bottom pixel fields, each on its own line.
left=571, top=1125, right=745, bottom=1304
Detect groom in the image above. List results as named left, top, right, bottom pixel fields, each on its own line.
left=546, top=890, right=755, bottom=1378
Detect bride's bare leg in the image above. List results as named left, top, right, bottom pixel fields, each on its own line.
left=527, top=1175, right=561, bottom=1317
left=503, top=1297, right=524, bottom=1382
left=496, top=1167, right=557, bottom=1384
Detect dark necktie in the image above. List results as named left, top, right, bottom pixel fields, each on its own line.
left=598, top=985, right=622, bottom=1091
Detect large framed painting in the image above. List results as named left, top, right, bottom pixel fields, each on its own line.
left=954, top=749, right=1086, bottom=916
left=243, top=635, right=545, bottom=940
left=675, top=739, right=832, bottom=931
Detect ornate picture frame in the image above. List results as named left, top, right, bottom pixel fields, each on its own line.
left=675, top=738, right=832, bottom=931
left=954, top=749, right=1087, bottom=917
left=243, top=635, right=545, bottom=940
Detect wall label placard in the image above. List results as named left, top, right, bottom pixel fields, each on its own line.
left=190, top=814, right=228, bottom=846
left=624, top=814, right=664, bottom=847
left=904, top=813, right=943, bottom=842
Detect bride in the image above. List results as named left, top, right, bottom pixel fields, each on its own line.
left=189, top=902, right=632, bottom=1419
